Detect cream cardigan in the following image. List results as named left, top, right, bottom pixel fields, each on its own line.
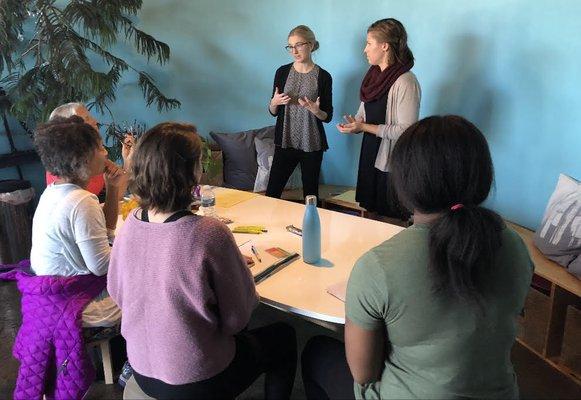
left=355, top=71, right=421, bottom=172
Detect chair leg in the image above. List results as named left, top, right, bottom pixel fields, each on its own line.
left=99, top=340, right=114, bottom=384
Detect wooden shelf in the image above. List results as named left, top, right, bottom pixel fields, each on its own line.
left=507, top=222, right=581, bottom=297
left=516, top=338, right=581, bottom=385
left=508, top=220, right=580, bottom=389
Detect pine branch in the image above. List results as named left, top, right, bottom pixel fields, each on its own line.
left=1, top=0, right=180, bottom=123
left=126, top=26, right=170, bottom=64
left=64, top=0, right=119, bottom=46
left=96, top=0, right=142, bottom=17
left=68, top=29, right=129, bottom=70
left=89, top=64, right=124, bottom=115
left=138, top=71, right=181, bottom=112
left=0, top=0, right=28, bottom=75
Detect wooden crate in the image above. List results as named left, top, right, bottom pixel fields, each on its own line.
left=518, top=287, right=551, bottom=353
left=0, top=202, right=32, bottom=264
left=561, top=305, right=581, bottom=377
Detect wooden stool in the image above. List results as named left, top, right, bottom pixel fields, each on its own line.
left=86, top=337, right=115, bottom=384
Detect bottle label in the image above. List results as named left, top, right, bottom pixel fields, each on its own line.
left=201, top=198, right=215, bottom=207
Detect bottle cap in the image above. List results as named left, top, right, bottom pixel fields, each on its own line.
left=305, top=195, right=317, bottom=205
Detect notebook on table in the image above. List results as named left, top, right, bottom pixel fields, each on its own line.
left=238, top=242, right=299, bottom=283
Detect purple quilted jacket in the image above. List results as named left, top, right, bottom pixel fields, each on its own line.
left=0, top=260, right=107, bottom=400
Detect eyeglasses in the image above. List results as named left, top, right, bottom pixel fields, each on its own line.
left=285, top=42, right=310, bottom=52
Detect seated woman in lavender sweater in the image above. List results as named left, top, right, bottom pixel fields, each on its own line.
left=107, top=122, right=297, bottom=399
left=31, top=116, right=126, bottom=327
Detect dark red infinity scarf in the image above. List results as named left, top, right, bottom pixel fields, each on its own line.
left=360, top=59, right=414, bottom=103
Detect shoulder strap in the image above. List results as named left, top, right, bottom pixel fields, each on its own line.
left=141, top=209, right=193, bottom=223
left=164, top=210, right=193, bottom=223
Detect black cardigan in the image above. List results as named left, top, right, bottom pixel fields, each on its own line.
left=269, top=63, right=333, bottom=151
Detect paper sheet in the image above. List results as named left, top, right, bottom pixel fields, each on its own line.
left=326, top=280, right=347, bottom=302
left=215, top=190, right=258, bottom=208
left=233, top=235, right=251, bottom=247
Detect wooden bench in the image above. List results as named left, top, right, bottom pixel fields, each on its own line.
left=321, top=189, right=366, bottom=217
left=508, top=222, right=581, bottom=385
left=321, top=189, right=410, bottom=227
left=280, top=184, right=355, bottom=204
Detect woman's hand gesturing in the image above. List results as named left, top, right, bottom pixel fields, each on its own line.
left=337, top=115, right=364, bottom=134
left=298, top=96, right=320, bottom=114
left=270, top=87, right=291, bottom=107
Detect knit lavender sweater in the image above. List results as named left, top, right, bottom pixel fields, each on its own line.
left=107, top=211, right=258, bottom=385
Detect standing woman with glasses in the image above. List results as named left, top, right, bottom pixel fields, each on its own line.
left=266, top=25, right=333, bottom=200
left=338, top=18, right=421, bottom=221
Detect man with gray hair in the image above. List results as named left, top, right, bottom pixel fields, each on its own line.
left=46, top=102, right=133, bottom=233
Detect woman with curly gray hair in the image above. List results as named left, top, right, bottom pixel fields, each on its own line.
left=30, top=116, right=126, bottom=327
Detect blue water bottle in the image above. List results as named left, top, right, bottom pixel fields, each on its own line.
left=302, top=195, right=321, bottom=264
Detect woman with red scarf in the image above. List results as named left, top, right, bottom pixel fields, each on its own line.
left=338, top=18, right=421, bottom=221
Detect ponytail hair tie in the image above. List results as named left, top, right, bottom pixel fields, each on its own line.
left=450, top=203, right=464, bottom=211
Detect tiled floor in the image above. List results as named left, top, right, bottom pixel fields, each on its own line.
left=1, top=282, right=579, bottom=399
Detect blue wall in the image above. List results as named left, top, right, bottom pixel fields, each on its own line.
left=0, top=117, right=46, bottom=204
left=2, top=0, right=580, bottom=229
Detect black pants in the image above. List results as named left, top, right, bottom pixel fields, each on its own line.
left=134, top=322, right=297, bottom=399
left=266, top=147, right=323, bottom=200
left=301, top=335, right=355, bottom=400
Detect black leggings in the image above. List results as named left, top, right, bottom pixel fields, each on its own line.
left=266, top=147, right=323, bottom=200
left=301, top=335, right=355, bottom=400
left=134, top=322, right=297, bottom=399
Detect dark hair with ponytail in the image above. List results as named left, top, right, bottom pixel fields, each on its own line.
left=367, top=18, right=414, bottom=65
left=390, top=115, right=504, bottom=304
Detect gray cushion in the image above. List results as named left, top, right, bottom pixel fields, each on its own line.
left=253, top=135, right=302, bottom=192
left=254, top=136, right=275, bottom=192
left=255, top=136, right=275, bottom=171
left=253, top=125, right=276, bottom=141
left=533, top=174, right=581, bottom=278
left=210, top=126, right=274, bottom=190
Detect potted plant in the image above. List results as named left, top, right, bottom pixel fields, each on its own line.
left=199, top=137, right=223, bottom=186
left=0, top=0, right=180, bottom=128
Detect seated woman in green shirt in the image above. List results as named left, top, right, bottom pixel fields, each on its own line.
left=302, top=115, right=534, bottom=399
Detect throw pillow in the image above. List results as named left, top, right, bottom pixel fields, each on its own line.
left=534, top=174, right=581, bottom=278
left=210, top=126, right=274, bottom=191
